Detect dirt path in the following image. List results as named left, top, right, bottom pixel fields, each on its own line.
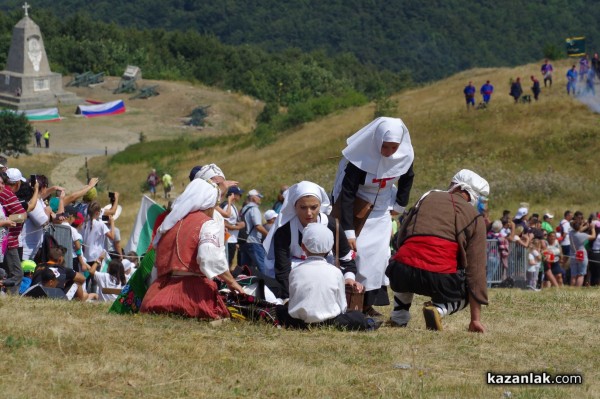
left=49, top=154, right=89, bottom=192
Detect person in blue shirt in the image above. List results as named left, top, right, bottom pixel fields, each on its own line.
left=480, top=81, right=494, bottom=104
left=566, top=65, right=578, bottom=96
left=463, top=81, right=476, bottom=110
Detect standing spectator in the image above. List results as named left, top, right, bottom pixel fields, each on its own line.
left=527, top=239, right=542, bottom=290
left=34, top=129, right=42, bottom=148
left=585, top=69, right=595, bottom=96
left=541, top=59, right=553, bottom=87
left=463, top=81, right=476, bottom=110
left=239, top=189, right=270, bottom=276
left=578, top=54, right=589, bottom=81
left=592, top=53, right=600, bottom=80
left=569, top=220, right=596, bottom=287
left=541, top=213, right=554, bottom=234
left=146, top=169, right=159, bottom=198
left=0, top=169, right=27, bottom=293
left=558, top=210, right=573, bottom=271
left=272, top=185, right=288, bottom=213
left=43, top=129, right=50, bottom=148
left=263, top=209, right=277, bottom=234
left=221, top=186, right=245, bottom=269
left=543, top=231, right=563, bottom=287
left=162, top=172, right=173, bottom=199
left=509, top=78, right=523, bottom=103
left=566, top=65, right=578, bottom=96
left=589, top=214, right=600, bottom=286
left=530, top=75, right=541, bottom=101
left=480, top=80, right=494, bottom=104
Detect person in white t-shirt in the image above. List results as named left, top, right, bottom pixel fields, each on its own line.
left=276, top=223, right=376, bottom=331
left=221, top=186, right=245, bottom=268
left=559, top=210, right=573, bottom=270
left=81, top=201, right=114, bottom=262
left=89, top=257, right=125, bottom=302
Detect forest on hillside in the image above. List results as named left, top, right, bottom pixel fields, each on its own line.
left=1, top=0, right=598, bottom=82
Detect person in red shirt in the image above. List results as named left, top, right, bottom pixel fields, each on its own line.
left=0, top=169, right=27, bottom=294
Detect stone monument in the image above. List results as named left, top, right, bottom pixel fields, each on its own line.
left=0, top=3, right=81, bottom=110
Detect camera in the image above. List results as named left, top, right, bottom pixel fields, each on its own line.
left=101, top=215, right=110, bottom=222
left=108, top=192, right=115, bottom=204
left=30, top=174, right=36, bottom=186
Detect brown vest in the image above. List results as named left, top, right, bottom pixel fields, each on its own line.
left=155, top=211, right=210, bottom=277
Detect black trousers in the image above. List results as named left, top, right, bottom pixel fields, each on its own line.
left=276, top=305, right=370, bottom=331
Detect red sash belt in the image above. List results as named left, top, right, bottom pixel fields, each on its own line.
left=393, top=236, right=459, bottom=274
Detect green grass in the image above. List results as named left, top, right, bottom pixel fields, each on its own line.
left=1, top=287, right=598, bottom=398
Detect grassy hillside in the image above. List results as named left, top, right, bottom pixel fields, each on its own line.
left=1, top=287, right=597, bottom=398
left=91, top=58, right=600, bottom=243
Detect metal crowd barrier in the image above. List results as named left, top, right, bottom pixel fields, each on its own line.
left=486, top=240, right=528, bottom=285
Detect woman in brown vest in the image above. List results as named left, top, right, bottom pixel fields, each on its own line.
left=141, top=179, right=243, bottom=319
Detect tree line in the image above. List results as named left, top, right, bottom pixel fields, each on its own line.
left=3, top=0, right=600, bottom=82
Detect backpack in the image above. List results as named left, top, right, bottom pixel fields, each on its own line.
left=237, top=206, right=255, bottom=243
left=33, top=232, right=60, bottom=265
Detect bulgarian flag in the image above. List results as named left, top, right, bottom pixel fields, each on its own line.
left=124, top=195, right=165, bottom=256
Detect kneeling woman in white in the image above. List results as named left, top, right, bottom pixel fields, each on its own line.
left=276, top=223, right=372, bottom=330
left=262, top=181, right=361, bottom=299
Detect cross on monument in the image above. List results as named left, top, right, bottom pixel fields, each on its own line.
left=22, top=2, right=30, bottom=17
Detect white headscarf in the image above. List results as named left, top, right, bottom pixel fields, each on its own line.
left=342, top=117, right=414, bottom=179
left=262, top=181, right=330, bottom=254
left=194, top=164, right=225, bottom=181
left=449, top=169, right=490, bottom=207
left=154, top=179, right=219, bottom=244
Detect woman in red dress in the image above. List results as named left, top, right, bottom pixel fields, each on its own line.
left=141, top=179, right=243, bottom=319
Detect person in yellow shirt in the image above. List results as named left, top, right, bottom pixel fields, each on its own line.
left=162, top=173, right=173, bottom=199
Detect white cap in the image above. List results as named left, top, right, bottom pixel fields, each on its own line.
left=544, top=213, right=554, bottom=219
left=515, top=207, right=528, bottom=219
left=248, top=189, right=263, bottom=198
left=264, top=210, right=278, bottom=221
left=302, top=223, right=334, bottom=254
left=6, top=168, right=26, bottom=183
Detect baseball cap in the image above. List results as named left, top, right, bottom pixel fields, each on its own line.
left=247, top=189, right=263, bottom=198
left=6, top=168, right=26, bottom=183
left=515, top=207, right=528, bottom=219
left=21, top=260, right=36, bottom=273
left=227, top=186, right=243, bottom=196
left=264, top=210, right=278, bottom=221
left=544, top=213, right=554, bottom=219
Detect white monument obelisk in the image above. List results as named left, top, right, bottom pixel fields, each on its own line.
left=0, top=3, right=80, bottom=110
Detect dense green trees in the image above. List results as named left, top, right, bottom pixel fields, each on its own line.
left=2, top=1, right=598, bottom=82
left=0, top=111, right=32, bottom=156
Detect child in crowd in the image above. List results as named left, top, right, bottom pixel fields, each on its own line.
left=19, top=260, right=36, bottom=294
left=89, top=258, right=126, bottom=302
left=275, top=223, right=378, bottom=331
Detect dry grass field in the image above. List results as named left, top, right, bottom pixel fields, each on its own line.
left=1, top=288, right=598, bottom=398
left=3, top=60, right=600, bottom=398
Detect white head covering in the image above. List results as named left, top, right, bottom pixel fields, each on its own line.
left=194, top=164, right=225, bottom=181
left=302, top=223, right=334, bottom=254
left=154, top=179, right=219, bottom=244
left=262, top=181, right=330, bottom=254
left=449, top=169, right=490, bottom=207
left=342, top=117, right=414, bottom=179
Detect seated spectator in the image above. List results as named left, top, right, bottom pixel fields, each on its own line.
left=30, top=247, right=93, bottom=301
left=89, top=257, right=126, bottom=302
left=275, top=223, right=376, bottom=331
left=19, top=260, right=36, bottom=294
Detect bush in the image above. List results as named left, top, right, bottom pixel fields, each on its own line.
left=0, top=111, right=32, bottom=156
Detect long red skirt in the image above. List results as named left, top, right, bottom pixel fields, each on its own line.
left=140, top=275, right=230, bottom=320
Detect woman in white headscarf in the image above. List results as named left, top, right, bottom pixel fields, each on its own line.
left=331, top=117, right=415, bottom=315
left=263, top=181, right=362, bottom=299
left=140, top=179, right=243, bottom=320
